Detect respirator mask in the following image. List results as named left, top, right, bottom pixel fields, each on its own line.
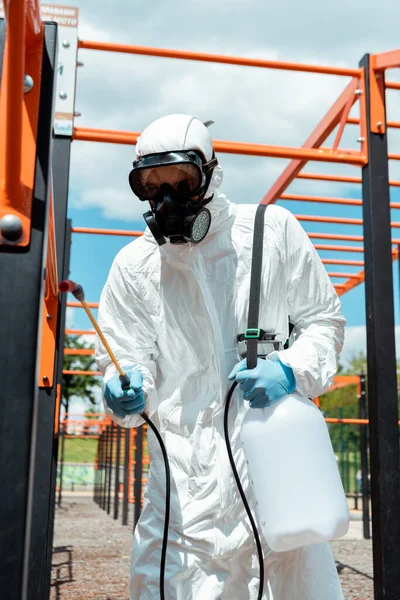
left=129, top=150, right=218, bottom=246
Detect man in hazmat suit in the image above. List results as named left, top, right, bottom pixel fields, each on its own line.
left=95, top=114, right=346, bottom=599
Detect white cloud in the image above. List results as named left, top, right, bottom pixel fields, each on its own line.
left=341, top=325, right=400, bottom=367
left=60, top=1, right=400, bottom=223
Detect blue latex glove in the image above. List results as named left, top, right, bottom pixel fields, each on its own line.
left=228, top=358, right=296, bottom=408
left=104, top=369, right=145, bottom=418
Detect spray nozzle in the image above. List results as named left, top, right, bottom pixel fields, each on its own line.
left=59, top=279, right=85, bottom=302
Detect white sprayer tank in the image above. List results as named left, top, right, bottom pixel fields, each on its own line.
left=240, top=393, right=350, bottom=552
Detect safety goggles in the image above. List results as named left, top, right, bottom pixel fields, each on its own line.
left=129, top=150, right=218, bottom=201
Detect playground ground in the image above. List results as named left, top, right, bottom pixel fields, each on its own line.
left=51, top=495, right=373, bottom=600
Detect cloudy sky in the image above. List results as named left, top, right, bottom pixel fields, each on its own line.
left=56, top=0, right=400, bottom=410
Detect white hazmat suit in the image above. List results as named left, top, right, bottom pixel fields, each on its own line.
left=96, top=114, right=346, bottom=599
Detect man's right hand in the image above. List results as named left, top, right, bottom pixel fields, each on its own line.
left=104, top=369, right=145, bottom=417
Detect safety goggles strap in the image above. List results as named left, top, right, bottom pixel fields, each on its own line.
left=203, top=156, right=218, bottom=173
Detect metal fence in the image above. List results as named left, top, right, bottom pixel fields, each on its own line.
left=94, top=423, right=148, bottom=529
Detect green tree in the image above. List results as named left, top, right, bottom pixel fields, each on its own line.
left=62, top=334, right=101, bottom=412
left=320, top=352, right=367, bottom=454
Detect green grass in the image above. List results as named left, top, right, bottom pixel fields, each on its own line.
left=62, top=438, right=98, bottom=463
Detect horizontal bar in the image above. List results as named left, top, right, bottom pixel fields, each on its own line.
left=64, top=348, right=94, bottom=355
left=327, top=272, right=362, bottom=279
left=297, top=214, right=400, bottom=228
left=282, top=193, right=362, bottom=206
left=386, top=81, right=400, bottom=91
left=63, top=370, right=101, bottom=376
left=309, top=232, right=400, bottom=245
left=314, top=244, right=364, bottom=252
left=348, top=116, right=400, bottom=129
left=72, top=226, right=143, bottom=237
left=65, top=329, right=95, bottom=335
left=325, top=418, right=367, bottom=424
left=78, top=39, right=361, bottom=77
left=284, top=193, right=400, bottom=210
left=322, top=258, right=364, bottom=265
left=73, top=127, right=366, bottom=165
left=326, top=417, right=400, bottom=425
left=373, top=49, right=400, bottom=71
left=297, top=172, right=400, bottom=188
left=67, top=301, right=99, bottom=308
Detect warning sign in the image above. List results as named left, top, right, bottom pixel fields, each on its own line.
left=41, top=5, right=79, bottom=28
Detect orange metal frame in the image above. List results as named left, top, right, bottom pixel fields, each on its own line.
left=0, top=0, right=43, bottom=246
left=69, top=41, right=400, bottom=307
left=61, top=42, right=400, bottom=444
left=39, top=182, right=59, bottom=387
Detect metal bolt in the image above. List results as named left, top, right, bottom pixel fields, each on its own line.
left=43, top=376, right=49, bottom=383
left=77, top=61, right=84, bottom=67
left=59, top=91, right=68, bottom=100
left=0, top=214, right=23, bottom=242
left=46, top=314, right=52, bottom=321
left=355, top=89, right=363, bottom=96
left=74, top=111, right=82, bottom=117
left=377, top=121, right=383, bottom=129
left=24, top=75, right=34, bottom=93
left=357, top=137, right=365, bottom=143
left=62, top=40, right=70, bottom=48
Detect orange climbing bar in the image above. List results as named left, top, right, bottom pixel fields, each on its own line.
left=67, top=301, right=99, bottom=308
left=327, top=272, right=362, bottom=279
left=373, top=49, right=400, bottom=71
left=386, top=81, right=400, bottom=90
left=64, top=348, right=94, bottom=355
left=348, top=116, right=400, bottom=129
left=282, top=193, right=400, bottom=209
left=78, top=39, right=361, bottom=77
left=314, top=244, right=364, bottom=253
left=66, top=329, right=96, bottom=335
left=72, top=226, right=143, bottom=237
left=308, top=232, right=400, bottom=244
left=296, top=215, right=400, bottom=228
left=322, top=258, right=364, bottom=266
left=297, top=172, right=400, bottom=187
left=63, top=369, right=101, bottom=376
left=73, top=127, right=366, bottom=165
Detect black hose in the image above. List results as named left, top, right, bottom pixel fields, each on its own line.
left=140, top=412, right=170, bottom=600
left=223, top=382, right=264, bottom=600
left=137, top=385, right=264, bottom=600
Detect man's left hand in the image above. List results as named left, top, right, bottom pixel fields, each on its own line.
left=228, top=358, right=296, bottom=408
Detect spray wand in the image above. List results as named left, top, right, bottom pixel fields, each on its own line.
left=58, top=279, right=170, bottom=600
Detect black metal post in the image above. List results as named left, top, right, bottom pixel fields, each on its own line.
left=359, top=374, right=371, bottom=540
left=134, top=426, right=144, bottom=529
left=122, top=428, right=131, bottom=526
left=28, top=147, right=73, bottom=600
left=360, top=54, right=400, bottom=599
left=0, top=22, right=58, bottom=600
left=100, top=431, right=106, bottom=510
left=107, top=424, right=114, bottom=515
left=58, top=417, right=67, bottom=508
left=96, top=433, right=103, bottom=506
left=114, top=426, right=121, bottom=520
left=102, top=426, right=109, bottom=511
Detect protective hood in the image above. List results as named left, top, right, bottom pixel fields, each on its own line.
left=135, top=114, right=223, bottom=199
